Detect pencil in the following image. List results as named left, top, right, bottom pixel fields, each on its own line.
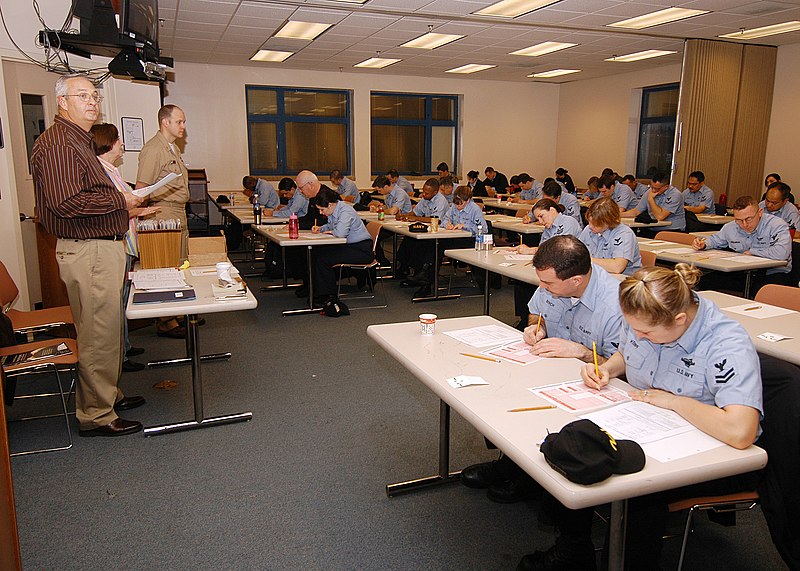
left=744, top=306, right=762, bottom=311
left=460, top=352, right=501, bottom=363
left=508, top=405, right=556, bottom=412
left=592, top=341, right=600, bottom=378
left=535, top=313, right=542, bottom=336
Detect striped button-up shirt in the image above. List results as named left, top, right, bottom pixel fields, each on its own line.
left=31, top=115, right=128, bottom=239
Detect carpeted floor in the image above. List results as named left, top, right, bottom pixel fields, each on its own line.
left=6, top=269, right=788, bottom=570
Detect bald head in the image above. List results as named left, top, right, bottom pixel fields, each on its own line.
left=296, top=170, right=321, bottom=198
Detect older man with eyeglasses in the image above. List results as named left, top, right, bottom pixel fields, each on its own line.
left=31, top=73, right=145, bottom=437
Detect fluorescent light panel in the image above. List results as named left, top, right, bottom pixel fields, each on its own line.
left=529, top=68, right=580, bottom=78
left=274, top=21, right=331, bottom=40
left=718, top=21, right=800, bottom=40
left=606, top=50, right=677, bottom=62
left=401, top=32, right=464, bottom=49
left=608, top=7, right=708, bottom=30
left=474, top=0, right=560, bottom=19
left=445, top=63, right=495, bottom=74
left=250, top=50, right=293, bottom=62
left=354, top=57, right=401, bottom=69
left=510, top=41, right=577, bottom=57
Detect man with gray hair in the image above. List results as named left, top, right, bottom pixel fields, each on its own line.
left=31, top=73, right=145, bottom=437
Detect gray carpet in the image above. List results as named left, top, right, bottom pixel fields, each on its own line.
left=6, top=271, right=788, bottom=570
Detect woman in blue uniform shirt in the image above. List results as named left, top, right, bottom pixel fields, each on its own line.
left=310, top=188, right=373, bottom=304
left=518, top=263, right=762, bottom=570
left=579, top=196, right=642, bottom=275
left=517, top=199, right=582, bottom=256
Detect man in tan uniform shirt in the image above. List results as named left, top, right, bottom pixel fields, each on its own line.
left=137, top=104, right=190, bottom=337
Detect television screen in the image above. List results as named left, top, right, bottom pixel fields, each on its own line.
left=121, top=0, right=158, bottom=48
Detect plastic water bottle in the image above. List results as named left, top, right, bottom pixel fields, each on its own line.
left=288, top=212, right=299, bottom=239
left=253, top=200, right=262, bottom=225
left=229, top=192, right=235, bottom=206
left=475, top=223, right=483, bottom=251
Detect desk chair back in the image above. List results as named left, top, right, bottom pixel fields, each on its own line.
left=0, top=262, right=74, bottom=337
left=0, top=262, right=20, bottom=313
left=366, top=221, right=381, bottom=255
left=640, top=250, right=657, bottom=267
left=655, top=231, right=695, bottom=245
left=333, top=221, right=387, bottom=310
left=755, top=284, right=800, bottom=312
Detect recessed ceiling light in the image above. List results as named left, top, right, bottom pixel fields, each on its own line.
left=510, top=41, right=577, bottom=57
left=607, top=7, right=708, bottom=30
left=250, top=50, right=294, bottom=62
left=605, top=50, right=677, bottom=63
left=354, top=57, right=401, bottom=69
left=401, top=32, right=464, bottom=49
left=528, top=68, right=580, bottom=78
left=474, top=0, right=561, bottom=19
left=274, top=21, right=332, bottom=41
left=445, top=63, right=496, bottom=74
left=718, top=21, right=800, bottom=40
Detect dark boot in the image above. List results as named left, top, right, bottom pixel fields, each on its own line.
left=460, top=454, right=520, bottom=489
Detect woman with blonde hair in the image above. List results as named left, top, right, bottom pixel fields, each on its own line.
left=579, top=196, right=642, bottom=275
left=518, top=263, right=763, bottom=570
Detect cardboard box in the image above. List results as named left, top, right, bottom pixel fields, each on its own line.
left=138, top=230, right=182, bottom=269
left=188, top=234, right=228, bottom=267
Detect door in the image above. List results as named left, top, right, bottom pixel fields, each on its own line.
left=3, top=61, right=67, bottom=307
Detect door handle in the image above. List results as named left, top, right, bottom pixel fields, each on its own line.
left=19, top=213, right=34, bottom=222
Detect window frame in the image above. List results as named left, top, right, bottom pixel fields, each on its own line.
left=636, top=83, right=679, bottom=179
left=245, top=85, right=352, bottom=177
left=370, top=91, right=459, bottom=176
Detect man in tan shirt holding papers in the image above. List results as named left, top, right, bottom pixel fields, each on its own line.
left=137, top=104, right=191, bottom=338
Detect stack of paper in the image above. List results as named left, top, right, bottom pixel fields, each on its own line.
left=211, top=281, right=247, bottom=301
left=132, top=268, right=187, bottom=291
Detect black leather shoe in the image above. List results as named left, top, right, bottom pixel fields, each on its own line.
left=126, top=347, right=145, bottom=357
left=460, top=457, right=516, bottom=489
left=413, top=285, right=432, bottom=298
left=122, top=359, right=145, bottom=373
left=516, top=537, right=597, bottom=571
left=487, top=474, right=542, bottom=504
left=114, top=396, right=146, bottom=411
left=157, top=326, right=186, bottom=339
left=79, top=418, right=143, bottom=437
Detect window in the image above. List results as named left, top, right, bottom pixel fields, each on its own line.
left=636, top=84, right=679, bottom=179
left=246, top=86, right=351, bottom=176
left=370, top=92, right=458, bottom=176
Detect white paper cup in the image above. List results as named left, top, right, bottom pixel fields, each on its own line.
left=419, top=313, right=437, bottom=335
left=216, top=261, right=233, bottom=282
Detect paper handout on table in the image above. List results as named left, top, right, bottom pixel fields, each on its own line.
left=483, top=340, right=544, bottom=365
left=444, top=325, right=522, bottom=348
left=723, top=254, right=772, bottom=264
left=722, top=302, right=795, bottom=319
left=446, top=375, right=489, bottom=388
left=504, top=254, right=534, bottom=261
left=131, top=268, right=187, bottom=290
left=131, top=172, right=181, bottom=198
left=758, top=331, right=792, bottom=342
left=530, top=380, right=631, bottom=413
left=665, top=247, right=695, bottom=254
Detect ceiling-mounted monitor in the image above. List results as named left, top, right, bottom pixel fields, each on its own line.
left=119, top=0, right=159, bottom=51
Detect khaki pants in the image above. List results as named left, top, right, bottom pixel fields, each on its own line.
left=148, top=202, right=189, bottom=259
left=56, top=238, right=125, bottom=428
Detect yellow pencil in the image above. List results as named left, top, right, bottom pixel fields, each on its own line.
left=592, top=341, right=600, bottom=378
left=508, top=405, right=557, bottom=412
left=744, top=305, right=762, bottom=311
left=460, top=352, right=501, bottom=363
left=535, top=313, right=542, bottom=336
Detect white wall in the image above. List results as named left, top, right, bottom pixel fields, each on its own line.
left=164, top=62, right=561, bottom=191
left=764, top=43, right=800, bottom=186
left=555, top=64, right=683, bottom=187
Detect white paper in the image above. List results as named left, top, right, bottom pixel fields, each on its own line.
left=498, top=262, right=514, bottom=267
left=132, top=172, right=181, bottom=198
left=189, top=268, right=217, bottom=276
left=581, top=401, right=696, bottom=444
left=532, top=380, right=631, bottom=412
left=446, top=375, right=490, bottom=388
left=758, top=331, right=791, bottom=342
left=722, top=302, right=795, bottom=319
left=131, top=268, right=187, bottom=290
left=665, top=247, right=695, bottom=254
left=444, top=325, right=522, bottom=348
left=504, top=254, right=534, bottom=261
left=640, top=429, right=725, bottom=463
left=640, top=240, right=669, bottom=245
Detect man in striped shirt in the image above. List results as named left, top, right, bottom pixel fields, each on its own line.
left=31, top=74, right=145, bottom=437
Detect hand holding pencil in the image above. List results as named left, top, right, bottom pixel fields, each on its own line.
left=581, top=360, right=609, bottom=390
left=522, top=314, right=545, bottom=347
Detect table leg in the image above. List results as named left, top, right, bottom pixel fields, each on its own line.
left=147, top=315, right=231, bottom=368
left=607, top=499, right=627, bottom=571
left=483, top=268, right=491, bottom=315
left=283, top=245, right=324, bottom=316
left=386, top=400, right=461, bottom=496
left=143, top=314, right=253, bottom=436
left=744, top=271, right=753, bottom=299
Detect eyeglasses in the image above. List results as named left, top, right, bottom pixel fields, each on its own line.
left=63, top=92, right=103, bottom=103
left=734, top=213, right=759, bottom=225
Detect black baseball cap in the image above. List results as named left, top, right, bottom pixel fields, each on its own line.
left=541, top=419, right=645, bottom=485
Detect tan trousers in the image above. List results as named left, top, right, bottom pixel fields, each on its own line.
left=56, top=238, right=125, bottom=428
left=148, top=202, right=189, bottom=259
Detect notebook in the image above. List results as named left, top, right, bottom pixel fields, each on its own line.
left=1, top=342, right=72, bottom=366
left=132, top=289, right=197, bottom=304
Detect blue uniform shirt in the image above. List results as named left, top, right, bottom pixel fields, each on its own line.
left=611, top=182, right=636, bottom=210
left=337, top=177, right=359, bottom=201
left=254, top=179, right=280, bottom=209
left=683, top=184, right=714, bottom=212
left=520, top=180, right=543, bottom=201
left=618, top=296, right=763, bottom=416
left=704, top=213, right=792, bottom=274
left=583, top=189, right=600, bottom=200
left=559, top=192, right=583, bottom=227
left=579, top=223, right=642, bottom=276
left=528, top=264, right=623, bottom=358
left=385, top=185, right=412, bottom=214
left=395, top=176, right=414, bottom=195
left=319, top=201, right=371, bottom=244
left=274, top=190, right=309, bottom=218
left=541, top=212, right=582, bottom=243
left=414, top=192, right=449, bottom=219
left=760, top=200, right=800, bottom=230
left=635, top=186, right=686, bottom=231
left=632, top=182, right=649, bottom=200
left=444, top=200, right=486, bottom=237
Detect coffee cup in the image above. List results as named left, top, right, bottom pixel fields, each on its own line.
left=419, top=313, right=437, bottom=335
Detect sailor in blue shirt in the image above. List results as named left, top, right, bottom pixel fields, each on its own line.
left=271, top=184, right=309, bottom=218
left=243, top=176, right=280, bottom=209
left=693, top=195, right=792, bottom=276
left=597, top=174, right=635, bottom=211
left=682, top=171, right=714, bottom=214
left=387, top=169, right=414, bottom=196
left=622, top=174, right=649, bottom=200
left=311, top=188, right=373, bottom=302
left=511, top=173, right=543, bottom=203
left=439, top=176, right=455, bottom=205
left=761, top=182, right=800, bottom=230
left=396, top=179, right=446, bottom=278
left=412, top=184, right=449, bottom=219
left=582, top=176, right=601, bottom=200
left=524, top=235, right=623, bottom=362
left=444, top=188, right=486, bottom=236
left=621, top=171, right=686, bottom=231
left=542, top=179, right=582, bottom=227
left=580, top=197, right=642, bottom=275
left=330, top=170, right=359, bottom=203
left=370, top=175, right=411, bottom=214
